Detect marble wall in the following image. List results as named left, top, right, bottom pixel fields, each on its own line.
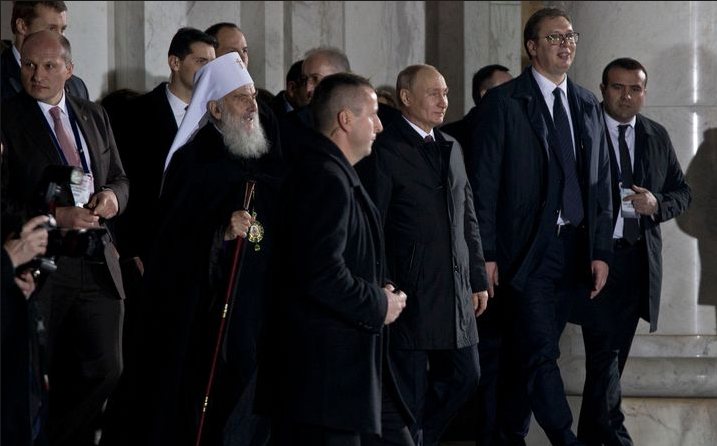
left=1, top=1, right=523, bottom=121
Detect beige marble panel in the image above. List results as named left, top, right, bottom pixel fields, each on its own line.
left=143, top=1, right=188, bottom=89
left=186, top=0, right=241, bottom=31
left=345, top=1, right=424, bottom=91
left=66, top=1, right=110, bottom=100
left=554, top=2, right=717, bottom=108
left=290, top=1, right=345, bottom=61
left=463, top=2, right=491, bottom=112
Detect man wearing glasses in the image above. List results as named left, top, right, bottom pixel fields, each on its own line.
left=469, top=8, right=612, bottom=446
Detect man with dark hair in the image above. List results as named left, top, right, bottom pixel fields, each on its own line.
left=2, top=30, right=128, bottom=446
left=111, top=27, right=215, bottom=264
left=441, top=64, right=511, bottom=150
left=258, top=71, right=414, bottom=446
left=357, top=64, right=489, bottom=446
left=470, top=7, right=613, bottom=445
left=572, top=57, right=690, bottom=446
left=268, top=59, right=308, bottom=118
left=2, top=1, right=88, bottom=100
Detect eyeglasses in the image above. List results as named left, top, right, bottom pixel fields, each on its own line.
left=544, top=32, right=579, bottom=45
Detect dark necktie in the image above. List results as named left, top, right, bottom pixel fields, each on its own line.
left=618, top=124, right=640, bottom=244
left=424, top=134, right=434, bottom=143
left=552, top=88, right=583, bottom=226
left=49, top=106, right=82, bottom=167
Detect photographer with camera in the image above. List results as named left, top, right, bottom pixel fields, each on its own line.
left=2, top=214, right=49, bottom=446
left=1, top=30, right=128, bottom=446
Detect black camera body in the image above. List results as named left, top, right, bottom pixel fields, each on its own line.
left=19, top=166, right=108, bottom=275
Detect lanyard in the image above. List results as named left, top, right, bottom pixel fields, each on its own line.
left=44, top=105, right=91, bottom=174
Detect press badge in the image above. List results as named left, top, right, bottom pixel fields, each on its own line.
left=619, top=183, right=638, bottom=219
left=70, top=173, right=94, bottom=207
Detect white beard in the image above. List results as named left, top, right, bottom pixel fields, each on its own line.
left=219, top=111, right=269, bottom=159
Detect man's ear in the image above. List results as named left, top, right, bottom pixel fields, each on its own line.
left=168, top=55, right=180, bottom=73
left=526, top=40, right=537, bottom=58
left=599, top=83, right=606, bottom=96
left=15, top=18, right=29, bottom=37
left=208, top=100, right=221, bottom=121
left=65, top=61, right=74, bottom=80
left=399, top=89, right=411, bottom=108
left=337, top=109, right=352, bottom=132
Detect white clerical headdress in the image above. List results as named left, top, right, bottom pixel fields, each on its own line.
left=163, top=52, right=253, bottom=171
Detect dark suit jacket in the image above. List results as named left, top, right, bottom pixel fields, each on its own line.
left=1, top=91, right=129, bottom=298
left=440, top=105, right=479, bottom=153
left=357, top=117, right=488, bottom=349
left=1, top=45, right=89, bottom=102
left=111, top=82, right=177, bottom=260
left=257, top=133, right=395, bottom=435
left=267, top=90, right=291, bottom=120
left=470, top=67, right=613, bottom=291
left=598, top=112, right=690, bottom=331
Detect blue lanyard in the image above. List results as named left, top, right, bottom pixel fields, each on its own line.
left=44, top=104, right=91, bottom=174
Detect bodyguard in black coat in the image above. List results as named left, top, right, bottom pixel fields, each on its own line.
left=357, top=65, right=488, bottom=446
left=469, top=9, right=612, bottom=445
left=573, top=58, right=691, bottom=446
left=257, top=73, right=413, bottom=446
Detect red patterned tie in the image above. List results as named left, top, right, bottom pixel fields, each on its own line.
left=49, top=106, right=82, bottom=167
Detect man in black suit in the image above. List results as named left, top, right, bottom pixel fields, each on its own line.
left=470, top=8, right=613, bottom=446
left=258, top=72, right=413, bottom=446
left=1, top=30, right=128, bottom=446
left=112, top=27, right=216, bottom=264
left=268, top=59, right=307, bottom=119
left=357, top=64, right=489, bottom=446
left=441, top=64, right=512, bottom=150
left=573, top=58, right=691, bottom=446
left=2, top=1, right=88, bottom=101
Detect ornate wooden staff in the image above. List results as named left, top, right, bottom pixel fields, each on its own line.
left=195, top=180, right=257, bottom=446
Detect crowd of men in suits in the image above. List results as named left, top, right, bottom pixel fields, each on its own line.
left=1, top=3, right=691, bottom=446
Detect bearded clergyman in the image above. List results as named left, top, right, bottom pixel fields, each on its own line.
left=105, top=52, right=285, bottom=446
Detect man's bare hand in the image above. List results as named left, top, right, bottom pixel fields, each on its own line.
left=485, top=261, right=499, bottom=298
left=87, top=189, right=119, bottom=219
left=623, top=185, right=658, bottom=216
left=590, top=260, right=609, bottom=299
left=472, top=290, right=489, bottom=316
left=5, top=215, right=50, bottom=267
left=224, top=210, right=253, bottom=240
left=384, top=283, right=407, bottom=325
left=55, top=206, right=100, bottom=230
left=14, top=271, right=36, bottom=299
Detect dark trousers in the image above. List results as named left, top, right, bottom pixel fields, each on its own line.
left=500, top=226, right=584, bottom=446
left=470, top=287, right=518, bottom=446
left=577, top=239, right=647, bottom=446
left=392, top=345, right=481, bottom=446
left=41, top=258, right=123, bottom=446
left=271, top=385, right=414, bottom=446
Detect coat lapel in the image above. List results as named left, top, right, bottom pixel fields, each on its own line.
left=67, top=96, right=104, bottom=185
left=516, top=70, right=551, bottom=161
left=633, top=115, right=649, bottom=186
left=16, top=93, right=63, bottom=165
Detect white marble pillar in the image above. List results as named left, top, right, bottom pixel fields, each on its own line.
left=345, top=1, right=425, bottom=90
left=65, top=1, right=111, bottom=100
left=463, top=1, right=522, bottom=113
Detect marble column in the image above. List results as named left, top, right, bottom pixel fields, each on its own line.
left=523, top=2, right=717, bottom=445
